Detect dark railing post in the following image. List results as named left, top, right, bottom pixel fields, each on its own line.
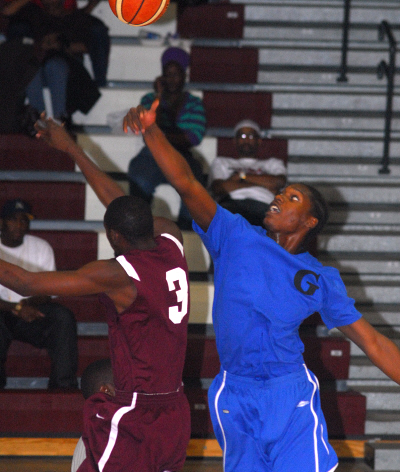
left=337, top=0, right=352, bottom=82
left=377, top=20, right=397, bottom=174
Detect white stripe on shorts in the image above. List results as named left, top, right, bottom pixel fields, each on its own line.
left=303, top=365, right=320, bottom=472
left=98, top=392, right=138, bottom=471
left=215, top=371, right=227, bottom=472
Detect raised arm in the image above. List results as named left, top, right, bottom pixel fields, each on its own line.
left=339, top=317, right=400, bottom=385
left=35, top=118, right=125, bottom=207
left=124, top=100, right=217, bottom=232
left=0, top=257, right=135, bottom=314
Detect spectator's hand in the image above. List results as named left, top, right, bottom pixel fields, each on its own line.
left=35, top=113, right=75, bottom=153
left=41, top=33, right=62, bottom=51
left=13, top=300, right=45, bottom=322
left=123, top=99, right=159, bottom=135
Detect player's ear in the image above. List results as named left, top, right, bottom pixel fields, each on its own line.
left=306, top=215, right=318, bottom=229
left=100, top=383, right=115, bottom=397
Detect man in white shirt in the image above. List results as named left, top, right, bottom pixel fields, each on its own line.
left=209, top=119, right=287, bottom=226
left=0, top=199, right=78, bottom=389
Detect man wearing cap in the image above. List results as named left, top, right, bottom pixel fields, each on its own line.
left=0, top=199, right=78, bottom=389
left=127, top=46, right=206, bottom=230
left=209, top=119, right=287, bottom=226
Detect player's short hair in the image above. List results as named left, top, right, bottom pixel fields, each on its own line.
left=80, top=358, right=113, bottom=400
left=104, top=196, right=154, bottom=244
left=301, top=183, right=329, bottom=239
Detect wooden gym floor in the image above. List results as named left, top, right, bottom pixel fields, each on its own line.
left=0, top=457, right=374, bottom=472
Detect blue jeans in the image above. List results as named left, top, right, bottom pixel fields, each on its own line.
left=128, top=145, right=205, bottom=226
left=26, top=56, right=69, bottom=119
left=0, top=301, right=78, bottom=389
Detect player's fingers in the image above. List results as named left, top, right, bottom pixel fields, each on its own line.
left=124, top=109, right=140, bottom=134
left=150, top=98, right=159, bottom=112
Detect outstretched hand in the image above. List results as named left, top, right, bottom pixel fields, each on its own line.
left=34, top=113, right=75, bottom=154
left=123, top=99, right=159, bottom=135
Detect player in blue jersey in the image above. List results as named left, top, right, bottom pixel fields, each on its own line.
left=124, top=100, right=400, bottom=472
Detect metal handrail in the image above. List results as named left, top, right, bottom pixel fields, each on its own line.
left=377, top=20, right=397, bottom=174
left=337, top=0, right=352, bottom=82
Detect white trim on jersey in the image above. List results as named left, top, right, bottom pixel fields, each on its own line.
left=303, top=365, right=320, bottom=472
left=215, top=371, right=227, bottom=472
left=98, top=392, right=138, bottom=471
left=161, top=233, right=185, bottom=257
left=116, top=255, right=140, bottom=281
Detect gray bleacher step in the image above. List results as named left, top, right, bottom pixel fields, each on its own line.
left=236, top=0, right=400, bottom=8
left=272, top=116, right=393, bottom=131
left=244, top=24, right=394, bottom=43
left=348, top=386, right=400, bottom=411
left=0, top=171, right=85, bottom=182
left=339, top=277, right=400, bottom=305
left=77, top=322, right=108, bottom=336
left=273, top=129, right=400, bottom=140
left=326, top=207, right=400, bottom=225
left=30, top=220, right=104, bottom=231
left=192, top=38, right=386, bottom=51
left=313, top=181, right=400, bottom=204
left=258, top=71, right=389, bottom=85
left=353, top=306, right=400, bottom=328
left=318, top=255, right=400, bottom=277
left=349, top=357, right=400, bottom=381
left=4, top=377, right=49, bottom=389
left=365, top=411, right=400, bottom=436
left=288, top=161, right=400, bottom=178
left=365, top=442, right=400, bottom=471
left=74, top=81, right=400, bottom=126
left=242, top=1, right=400, bottom=24
left=272, top=93, right=400, bottom=113
left=319, top=232, right=400, bottom=253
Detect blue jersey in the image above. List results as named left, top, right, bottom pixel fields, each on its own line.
left=194, top=205, right=361, bottom=379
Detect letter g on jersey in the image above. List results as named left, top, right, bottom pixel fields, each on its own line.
left=294, top=270, right=320, bottom=296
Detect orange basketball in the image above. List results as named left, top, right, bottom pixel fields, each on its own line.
left=108, top=0, right=170, bottom=26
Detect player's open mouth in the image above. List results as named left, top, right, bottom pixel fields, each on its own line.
left=269, top=203, right=280, bottom=213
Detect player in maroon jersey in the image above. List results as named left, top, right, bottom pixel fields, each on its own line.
left=0, top=118, right=191, bottom=472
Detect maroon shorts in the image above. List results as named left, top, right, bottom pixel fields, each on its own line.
left=77, top=386, right=191, bottom=472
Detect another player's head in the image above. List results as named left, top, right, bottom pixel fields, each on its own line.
left=161, top=47, right=189, bottom=94
left=104, top=195, right=154, bottom=253
left=264, top=183, right=329, bottom=248
left=80, top=358, right=114, bottom=400
left=0, top=199, right=34, bottom=247
left=234, top=120, right=262, bottom=158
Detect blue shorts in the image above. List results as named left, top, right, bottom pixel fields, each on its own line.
left=208, top=366, right=339, bottom=472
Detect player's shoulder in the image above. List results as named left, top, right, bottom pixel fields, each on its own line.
left=153, top=217, right=183, bottom=245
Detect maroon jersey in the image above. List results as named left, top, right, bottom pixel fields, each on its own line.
left=99, top=233, right=189, bottom=394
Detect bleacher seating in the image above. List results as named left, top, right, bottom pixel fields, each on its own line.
left=203, top=91, right=272, bottom=128
left=177, top=3, right=245, bottom=39
left=6, top=0, right=400, bottom=464
left=190, top=45, right=258, bottom=83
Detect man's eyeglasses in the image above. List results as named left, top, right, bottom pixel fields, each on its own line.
left=237, top=133, right=257, bottom=140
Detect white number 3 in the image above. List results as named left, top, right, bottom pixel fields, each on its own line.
left=166, top=267, right=188, bottom=324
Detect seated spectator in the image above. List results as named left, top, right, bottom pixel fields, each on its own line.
left=209, top=119, right=287, bottom=226
left=0, top=199, right=78, bottom=389
left=1, top=0, right=101, bottom=126
left=71, top=358, right=114, bottom=472
left=3, top=0, right=109, bottom=87
left=127, top=47, right=206, bottom=230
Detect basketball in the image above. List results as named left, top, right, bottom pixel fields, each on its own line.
left=108, top=0, right=170, bottom=26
